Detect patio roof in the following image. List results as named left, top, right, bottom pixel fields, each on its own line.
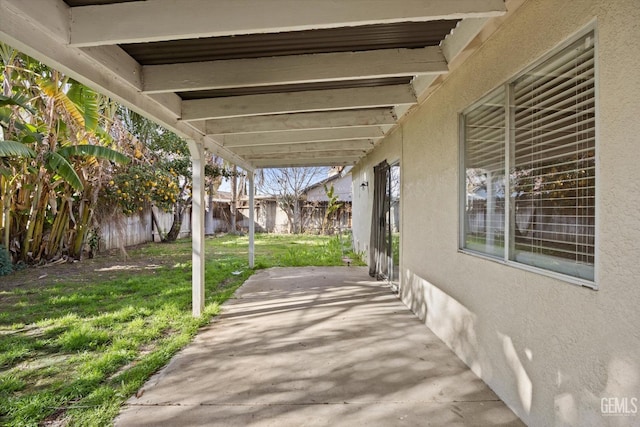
left=0, top=0, right=508, bottom=316
left=0, top=0, right=506, bottom=171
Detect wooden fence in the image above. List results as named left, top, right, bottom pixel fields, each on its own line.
left=99, top=207, right=191, bottom=251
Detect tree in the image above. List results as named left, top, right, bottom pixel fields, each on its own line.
left=205, top=155, right=226, bottom=234
left=0, top=113, right=36, bottom=257
left=1, top=42, right=237, bottom=267
left=1, top=43, right=129, bottom=263
left=322, top=184, right=342, bottom=234
left=113, top=109, right=235, bottom=242
left=257, top=167, right=327, bottom=233
left=226, top=164, right=250, bottom=234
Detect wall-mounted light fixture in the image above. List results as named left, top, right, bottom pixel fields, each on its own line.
left=360, top=181, right=369, bottom=189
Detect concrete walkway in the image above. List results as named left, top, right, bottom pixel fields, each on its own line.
left=115, top=267, right=524, bottom=426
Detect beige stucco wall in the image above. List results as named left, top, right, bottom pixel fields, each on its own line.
left=306, top=174, right=353, bottom=202
left=351, top=1, right=640, bottom=426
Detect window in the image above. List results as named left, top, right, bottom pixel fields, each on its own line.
left=461, top=30, right=596, bottom=284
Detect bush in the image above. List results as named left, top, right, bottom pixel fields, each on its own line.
left=0, top=245, right=13, bottom=276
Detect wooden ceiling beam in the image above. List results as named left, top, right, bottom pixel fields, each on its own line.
left=143, top=47, right=447, bottom=93
left=211, top=128, right=383, bottom=147
left=253, top=157, right=362, bottom=168
left=231, top=140, right=375, bottom=155
left=205, top=109, right=397, bottom=134
left=69, top=0, right=507, bottom=47
left=182, top=85, right=416, bottom=121
left=244, top=150, right=368, bottom=161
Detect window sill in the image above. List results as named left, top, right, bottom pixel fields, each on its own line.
left=457, top=248, right=598, bottom=290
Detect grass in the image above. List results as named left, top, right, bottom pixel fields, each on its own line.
left=0, top=233, right=363, bottom=427
left=392, top=233, right=400, bottom=267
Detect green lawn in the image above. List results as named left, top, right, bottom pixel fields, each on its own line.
left=0, top=233, right=363, bottom=426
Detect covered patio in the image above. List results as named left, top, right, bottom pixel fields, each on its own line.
left=0, top=0, right=507, bottom=315
left=115, top=267, right=523, bottom=426
left=1, top=2, right=522, bottom=424
left=4, top=1, right=640, bottom=426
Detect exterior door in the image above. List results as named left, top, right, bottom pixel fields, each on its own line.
left=369, top=161, right=400, bottom=284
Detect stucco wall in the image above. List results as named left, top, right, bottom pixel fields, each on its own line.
left=351, top=1, right=640, bottom=426
left=306, top=174, right=353, bottom=202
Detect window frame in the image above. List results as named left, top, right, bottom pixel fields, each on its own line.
left=458, top=24, right=598, bottom=289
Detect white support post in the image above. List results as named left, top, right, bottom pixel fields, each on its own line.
left=248, top=171, right=255, bottom=269
left=188, top=140, right=205, bottom=317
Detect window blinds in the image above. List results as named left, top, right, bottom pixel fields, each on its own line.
left=511, top=34, right=595, bottom=280
left=462, top=30, right=596, bottom=283
left=463, top=89, right=505, bottom=257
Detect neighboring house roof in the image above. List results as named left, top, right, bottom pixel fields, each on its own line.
left=211, top=190, right=232, bottom=202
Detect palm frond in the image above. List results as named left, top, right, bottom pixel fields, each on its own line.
left=39, top=78, right=86, bottom=130
left=0, top=140, right=36, bottom=158
left=67, top=82, right=99, bottom=131
left=94, top=125, right=113, bottom=144
left=57, top=145, right=130, bottom=165
left=0, top=109, right=44, bottom=143
left=46, top=151, right=83, bottom=191
left=0, top=42, right=17, bottom=66
left=0, top=94, right=36, bottom=114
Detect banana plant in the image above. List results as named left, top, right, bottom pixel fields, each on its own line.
left=0, top=140, right=35, bottom=255
left=1, top=43, right=131, bottom=263
left=0, top=61, right=40, bottom=256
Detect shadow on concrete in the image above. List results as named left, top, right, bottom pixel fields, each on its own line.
left=115, top=266, right=524, bottom=426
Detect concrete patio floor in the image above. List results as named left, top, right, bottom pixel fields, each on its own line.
left=115, top=267, right=524, bottom=426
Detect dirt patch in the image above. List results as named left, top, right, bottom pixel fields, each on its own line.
left=0, top=246, right=188, bottom=291
left=41, top=408, right=71, bottom=427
